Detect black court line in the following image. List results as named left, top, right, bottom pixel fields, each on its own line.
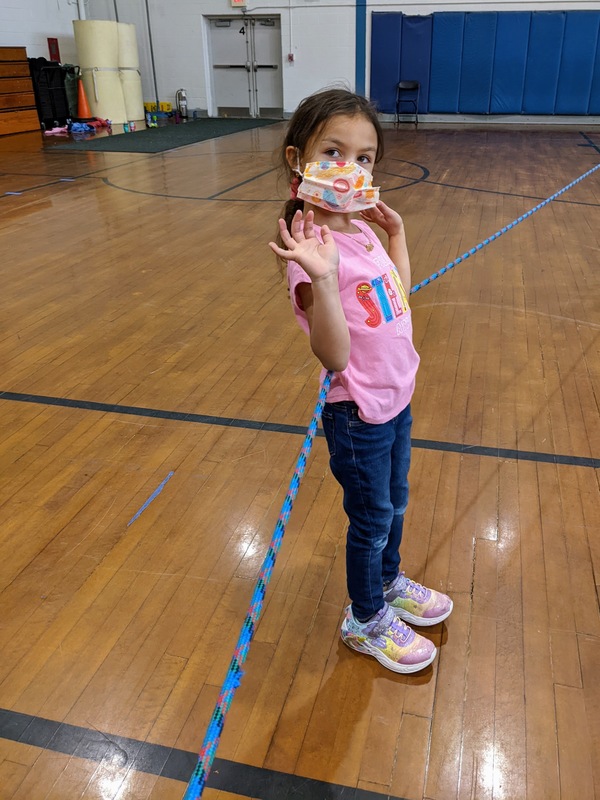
left=207, top=166, right=277, bottom=199
left=1, top=178, right=75, bottom=198
left=0, top=390, right=308, bottom=436
left=411, top=438, right=599, bottom=468
left=419, top=178, right=600, bottom=208
left=100, top=170, right=281, bottom=203
left=578, top=132, right=600, bottom=155
left=1, top=390, right=598, bottom=469
left=98, top=172, right=600, bottom=208
left=0, top=708, right=408, bottom=800
left=6, top=151, right=598, bottom=209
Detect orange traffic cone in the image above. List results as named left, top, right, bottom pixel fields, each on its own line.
left=77, top=77, right=93, bottom=120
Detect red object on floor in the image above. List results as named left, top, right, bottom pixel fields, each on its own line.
left=87, top=118, right=110, bottom=129
left=77, top=78, right=92, bottom=119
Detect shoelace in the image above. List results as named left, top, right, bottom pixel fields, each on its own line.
left=402, top=576, right=428, bottom=602
left=386, top=616, right=412, bottom=645
left=373, top=606, right=412, bottom=644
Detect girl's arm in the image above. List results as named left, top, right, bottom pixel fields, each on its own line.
left=360, top=201, right=411, bottom=293
left=269, top=210, right=350, bottom=372
left=296, top=278, right=350, bottom=372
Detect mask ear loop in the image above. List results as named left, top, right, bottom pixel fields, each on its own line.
left=290, top=149, right=303, bottom=200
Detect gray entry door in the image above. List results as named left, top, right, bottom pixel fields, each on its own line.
left=209, top=16, right=282, bottom=118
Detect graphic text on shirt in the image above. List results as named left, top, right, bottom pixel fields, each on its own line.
left=355, top=267, right=409, bottom=328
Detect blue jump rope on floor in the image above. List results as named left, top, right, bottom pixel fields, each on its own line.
left=182, top=161, right=600, bottom=800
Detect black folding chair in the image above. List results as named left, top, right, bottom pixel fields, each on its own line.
left=395, top=81, right=420, bottom=128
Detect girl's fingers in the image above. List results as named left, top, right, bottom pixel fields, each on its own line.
left=278, top=225, right=296, bottom=248
left=272, top=210, right=326, bottom=258
left=278, top=216, right=296, bottom=235
left=320, top=225, right=338, bottom=253
left=277, top=218, right=289, bottom=234
left=281, top=235, right=299, bottom=253
left=268, top=241, right=295, bottom=260
left=288, top=208, right=306, bottom=241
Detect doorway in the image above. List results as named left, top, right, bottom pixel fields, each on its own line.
left=209, top=16, right=283, bottom=118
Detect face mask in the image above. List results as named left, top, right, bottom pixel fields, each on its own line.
left=296, top=160, right=379, bottom=212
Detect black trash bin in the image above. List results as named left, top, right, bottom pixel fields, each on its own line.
left=28, top=57, right=71, bottom=129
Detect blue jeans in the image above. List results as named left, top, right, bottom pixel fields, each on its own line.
left=321, top=401, right=412, bottom=622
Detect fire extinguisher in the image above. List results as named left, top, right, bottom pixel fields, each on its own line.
left=176, top=88, right=188, bottom=119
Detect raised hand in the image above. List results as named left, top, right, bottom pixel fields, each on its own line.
left=360, top=200, right=404, bottom=237
left=269, top=209, right=340, bottom=282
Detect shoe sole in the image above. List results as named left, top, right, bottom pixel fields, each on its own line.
left=341, top=632, right=437, bottom=674
left=389, top=598, right=454, bottom=627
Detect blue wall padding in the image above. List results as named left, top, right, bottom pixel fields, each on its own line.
left=459, top=13, right=497, bottom=113
left=369, top=10, right=600, bottom=115
left=490, top=12, right=531, bottom=113
left=369, top=13, right=402, bottom=114
left=400, top=15, right=433, bottom=113
left=589, top=37, right=600, bottom=113
left=523, top=12, right=566, bottom=113
left=429, top=13, right=465, bottom=112
left=555, top=13, right=600, bottom=114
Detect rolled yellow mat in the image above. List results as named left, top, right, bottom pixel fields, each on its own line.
left=118, top=23, right=145, bottom=121
left=74, top=19, right=146, bottom=123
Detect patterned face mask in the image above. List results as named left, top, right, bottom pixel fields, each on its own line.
left=296, top=160, right=380, bottom=212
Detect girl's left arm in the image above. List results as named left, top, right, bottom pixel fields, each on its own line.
left=360, top=201, right=411, bottom=293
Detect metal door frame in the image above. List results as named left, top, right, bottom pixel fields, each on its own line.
left=206, top=14, right=281, bottom=118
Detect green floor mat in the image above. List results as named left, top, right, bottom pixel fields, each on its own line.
left=52, top=117, right=282, bottom=153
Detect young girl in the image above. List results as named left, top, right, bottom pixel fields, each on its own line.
left=269, top=88, right=452, bottom=674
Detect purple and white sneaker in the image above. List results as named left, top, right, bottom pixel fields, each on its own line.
left=384, top=572, right=453, bottom=626
left=341, top=603, right=436, bottom=673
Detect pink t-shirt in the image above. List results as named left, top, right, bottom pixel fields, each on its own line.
left=287, top=219, right=420, bottom=424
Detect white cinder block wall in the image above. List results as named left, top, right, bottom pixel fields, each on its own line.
left=3, top=0, right=600, bottom=117
left=87, top=0, right=357, bottom=117
left=0, top=0, right=79, bottom=64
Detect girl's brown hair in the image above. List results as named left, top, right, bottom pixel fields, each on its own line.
left=276, top=88, right=384, bottom=257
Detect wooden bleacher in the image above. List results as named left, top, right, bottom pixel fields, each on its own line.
left=0, top=46, right=39, bottom=136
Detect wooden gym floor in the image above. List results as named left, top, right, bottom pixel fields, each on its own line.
left=0, top=119, right=599, bottom=800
